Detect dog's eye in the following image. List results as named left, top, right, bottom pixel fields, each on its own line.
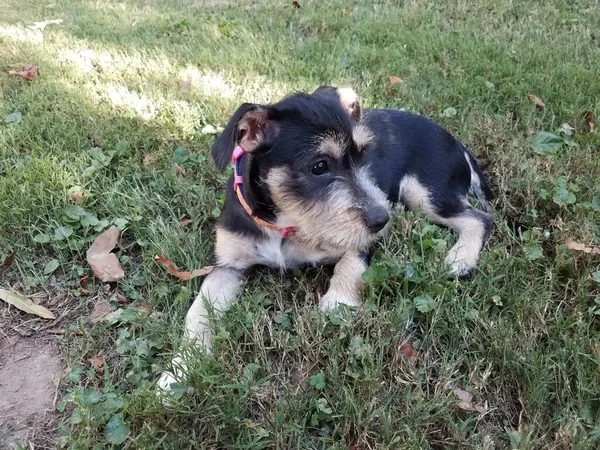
left=310, top=160, right=329, bottom=175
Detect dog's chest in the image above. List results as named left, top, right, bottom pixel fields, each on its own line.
left=255, top=237, right=336, bottom=269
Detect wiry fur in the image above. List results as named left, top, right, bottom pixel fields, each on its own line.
left=157, top=87, right=493, bottom=397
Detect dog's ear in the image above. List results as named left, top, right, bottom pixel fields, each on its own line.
left=313, top=86, right=362, bottom=121
left=211, top=103, right=273, bottom=171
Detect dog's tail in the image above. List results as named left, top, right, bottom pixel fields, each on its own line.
left=465, top=152, right=493, bottom=213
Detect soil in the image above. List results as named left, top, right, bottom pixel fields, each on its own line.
left=0, top=336, right=63, bottom=450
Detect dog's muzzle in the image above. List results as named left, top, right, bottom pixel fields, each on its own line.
left=364, top=205, right=389, bottom=233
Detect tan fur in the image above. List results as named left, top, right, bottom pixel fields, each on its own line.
left=337, top=87, right=361, bottom=120
left=266, top=167, right=384, bottom=252
left=352, top=124, right=374, bottom=151
left=317, top=135, right=344, bottom=159
left=319, top=252, right=367, bottom=311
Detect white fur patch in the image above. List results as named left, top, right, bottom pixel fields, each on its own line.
left=337, top=87, right=358, bottom=116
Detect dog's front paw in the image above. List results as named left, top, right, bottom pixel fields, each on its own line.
left=156, top=357, right=187, bottom=404
left=445, top=246, right=476, bottom=278
left=319, top=289, right=361, bottom=312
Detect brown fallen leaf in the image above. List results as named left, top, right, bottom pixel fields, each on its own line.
left=526, top=94, right=545, bottom=110
left=143, top=153, right=155, bottom=165
left=70, top=190, right=83, bottom=204
left=179, top=217, right=193, bottom=226
left=584, top=111, right=595, bottom=134
left=90, top=297, right=112, bottom=323
left=86, top=227, right=125, bottom=282
left=179, top=78, right=192, bottom=94
left=154, top=255, right=214, bottom=281
left=292, top=1, right=301, bottom=8
left=116, top=293, right=127, bottom=304
left=173, top=163, right=186, bottom=176
left=564, top=240, right=600, bottom=255
left=398, top=342, right=418, bottom=363
left=87, top=355, right=104, bottom=375
left=389, top=76, right=404, bottom=85
left=2, top=253, right=14, bottom=268
left=9, top=64, right=38, bottom=81
left=0, top=288, right=55, bottom=319
left=453, top=386, right=487, bottom=414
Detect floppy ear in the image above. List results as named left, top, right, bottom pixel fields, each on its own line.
left=313, top=86, right=362, bottom=121
left=211, top=103, right=272, bottom=171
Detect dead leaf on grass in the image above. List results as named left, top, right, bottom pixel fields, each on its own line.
left=143, top=153, right=155, bottom=165
left=584, top=111, right=595, bottom=133
left=526, top=94, right=545, bottom=110
left=453, top=386, right=487, bottom=414
left=564, top=240, right=600, bottom=255
left=154, top=255, right=214, bottom=281
left=389, top=76, right=404, bottom=85
left=90, top=297, right=112, bottom=323
left=0, top=288, right=55, bottom=319
left=116, top=293, right=127, bottom=304
left=87, top=355, right=104, bottom=375
left=173, top=163, right=186, bottom=176
left=9, top=64, right=38, bottom=81
left=2, top=253, right=14, bottom=268
left=179, top=217, right=193, bottom=226
left=28, top=19, right=63, bottom=30
left=398, top=341, right=418, bottom=363
left=292, top=1, right=301, bottom=8
left=86, top=227, right=125, bottom=282
left=70, top=190, right=83, bottom=204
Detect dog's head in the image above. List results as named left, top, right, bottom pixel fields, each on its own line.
left=212, top=87, right=389, bottom=252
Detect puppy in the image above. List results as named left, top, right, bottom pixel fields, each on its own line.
left=157, top=87, right=493, bottom=393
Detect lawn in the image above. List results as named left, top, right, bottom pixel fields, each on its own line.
left=1, top=0, right=599, bottom=448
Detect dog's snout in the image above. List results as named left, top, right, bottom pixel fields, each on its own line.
left=364, top=206, right=389, bottom=233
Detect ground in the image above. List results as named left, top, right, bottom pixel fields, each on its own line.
left=0, top=0, right=599, bottom=449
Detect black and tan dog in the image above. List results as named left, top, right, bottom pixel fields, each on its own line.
left=158, top=87, right=493, bottom=393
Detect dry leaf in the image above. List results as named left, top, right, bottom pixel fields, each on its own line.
left=179, top=217, right=193, bottom=226
left=116, top=293, right=127, bottom=304
left=28, top=19, right=63, bottom=30
left=398, top=342, right=418, bottom=363
left=90, top=297, right=112, bottom=323
left=526, top=94, right=545, bottom=109
left=173, top=163, right=186, bottom=176
left=564, top=240, right=600, bottom=255
left=86, top=227, right=125, bottom=282
left=143, top=153, right=155, bottom=165
left=2, top=253, right=14, bottom=268
left=453, top=386, right=487, bottom=414
left=584, top=111, right=595, bottom=133
left=341, top=8, right=350, bottom=15
left=9, top=64, right=38, bottom=81
left=87, top=355, right=104, bottom=375
left=154, top=255, right=214, bottom=281
left=0, top=288, right=55, bottom=319
left=292, top=1, right=301, bottom=8
left=179, top=78, right=192, bottom=94
left=389, top=76, right=404, bottom=84
left=70, top=190, right=83, bottom=204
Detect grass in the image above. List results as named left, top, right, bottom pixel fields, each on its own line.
left=1, top=0, right=599, bottom=448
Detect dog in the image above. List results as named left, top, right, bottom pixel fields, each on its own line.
left=157, top=86, right=493, bottom=394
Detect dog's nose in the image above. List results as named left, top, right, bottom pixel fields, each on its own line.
left=364, top=206, right=389, bottom=233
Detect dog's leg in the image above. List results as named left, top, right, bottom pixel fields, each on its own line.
left=319, top=252, right=367, bottom=311
left=399, top=175, right=493, bottom=277
left=438, top=209, right=493, bottom=277
left=157, top=267, right=245, bottom=394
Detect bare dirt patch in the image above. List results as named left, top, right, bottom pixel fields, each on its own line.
left=0, top=336, right=63, bottom=450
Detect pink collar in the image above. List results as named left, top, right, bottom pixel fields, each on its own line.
left=232, top=146, right=296, bottom=238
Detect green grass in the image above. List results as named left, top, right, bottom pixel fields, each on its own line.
left=1, top=0, right=600, bottom=448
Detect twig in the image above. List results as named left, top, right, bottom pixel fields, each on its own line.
left=46, top=329, right=84, bottom=336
